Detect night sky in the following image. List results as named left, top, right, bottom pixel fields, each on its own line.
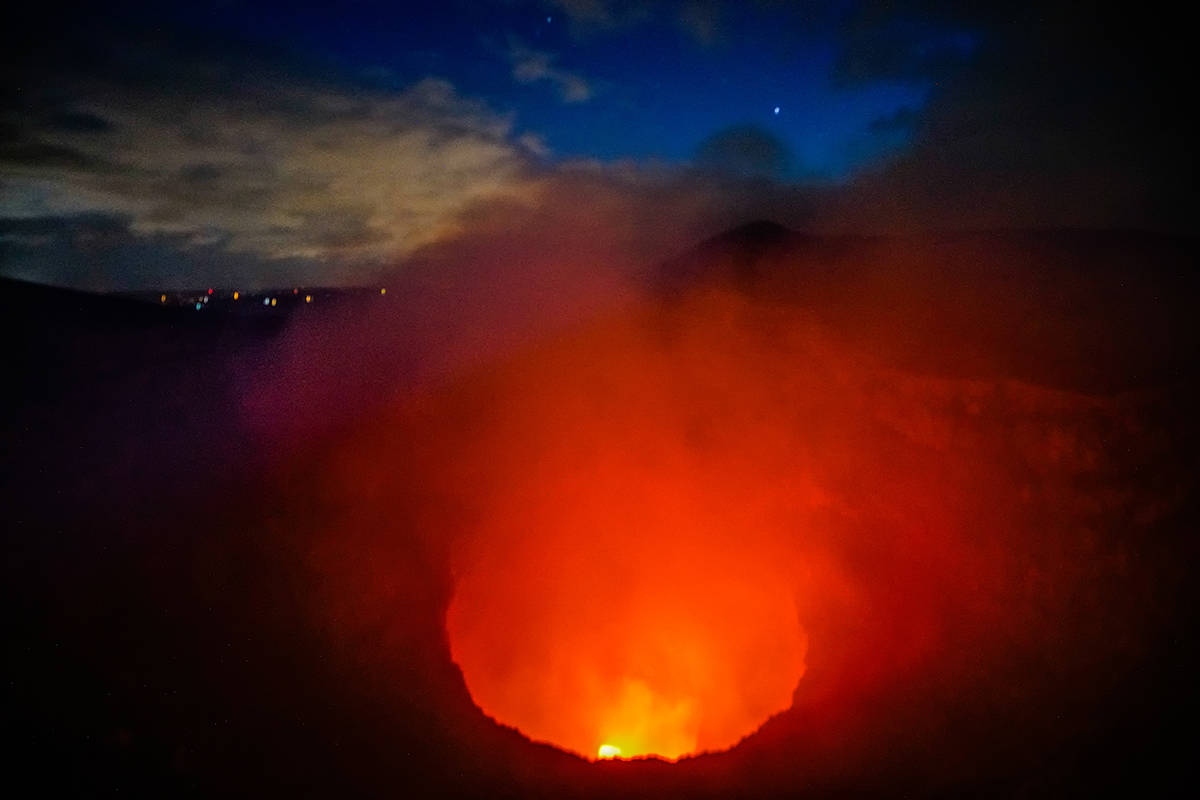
left=2, top=1, right=1192, bottom=290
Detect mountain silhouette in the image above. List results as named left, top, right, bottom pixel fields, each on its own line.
left=656, top=219, right=813, bottom=291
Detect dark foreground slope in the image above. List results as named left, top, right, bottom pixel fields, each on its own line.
left=3, top=228, right=1198, bottom=797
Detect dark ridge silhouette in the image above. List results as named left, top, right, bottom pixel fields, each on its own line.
left=2, top=276, right=180, bottom=331
left=651, top=223, right=1199, bottom=393
left=658, top=221, right=1199, bottom=299
left=700, top=218, right=796, bottom=249
left=655, top=219, right=816, bottom=291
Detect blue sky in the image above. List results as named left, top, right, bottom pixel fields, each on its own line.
left=158, top=1, right=942, bottom=179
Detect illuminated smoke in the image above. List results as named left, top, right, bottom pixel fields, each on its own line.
left=291, top=227, right=1189, bottom=788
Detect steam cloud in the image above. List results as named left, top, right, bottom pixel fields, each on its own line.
left=271, top=220, right=1191, bottom=787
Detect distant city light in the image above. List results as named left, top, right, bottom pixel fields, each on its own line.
left=380, top=288, right=387, bottom=295
left=270, top=297, right=277, bottom=307
left=207, top=288, right=213, bottom=295
left=160, top=294, right=166, bottom=303
left=293, top=288, right=299, bottom=295
left=263, top=297, right=270, bottom=306
left=233, top=291, right=239, bottom=300
left=195, top=302, right=202, bottom=311
left=305, top=294, right=312, bottom=303
left=202, top=296, right=208, bottom=303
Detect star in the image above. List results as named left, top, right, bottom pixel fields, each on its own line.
left=773, top=106, right=781, bottom=115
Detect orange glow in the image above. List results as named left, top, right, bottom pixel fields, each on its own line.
left=233, top=290, right=240, bottom=300
left=448, top=521, right=806, bottom=761
left=305, top=294, right=312, bottom=303
left=440, top=296, right=824, bottom=762
left=320, top=288, right=1037, bottom=767
left=308, top=255, right=1167, bottom=782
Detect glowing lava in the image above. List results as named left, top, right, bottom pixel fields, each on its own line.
left=447, top=532, right=806, bottom=761
left=445, top=456, right=808, bottom=763
left=436, top=301, right=819, bottom=761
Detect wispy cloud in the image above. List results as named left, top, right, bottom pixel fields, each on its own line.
left=546, top=0, right=719, bottom=43
left=677, top=1, right=721, bottom=45
left=546, top=0, right=652, bottom=31
left=507, top=40, right=593, bottom=103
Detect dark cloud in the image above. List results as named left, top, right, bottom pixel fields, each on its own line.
left=46, top=111, right=115, bottom=134
left=695, top=126, right=791, bottom=180
left=822, top=1, right=1195, bottom=232
left=0, top=141, right=102, bottom=170
left=834, top=13, right=978, bottom=85
left=178, top=162, right=223, bottom=184
left=867, top=106, right=917, bottom=134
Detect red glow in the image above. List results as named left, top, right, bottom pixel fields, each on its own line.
left=447, top=502, right=806, bottom=760
left=306, top=263, right=1168, bottom=780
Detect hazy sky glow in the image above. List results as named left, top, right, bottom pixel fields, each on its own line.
left=0, top=1, right=1191, bottom=289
